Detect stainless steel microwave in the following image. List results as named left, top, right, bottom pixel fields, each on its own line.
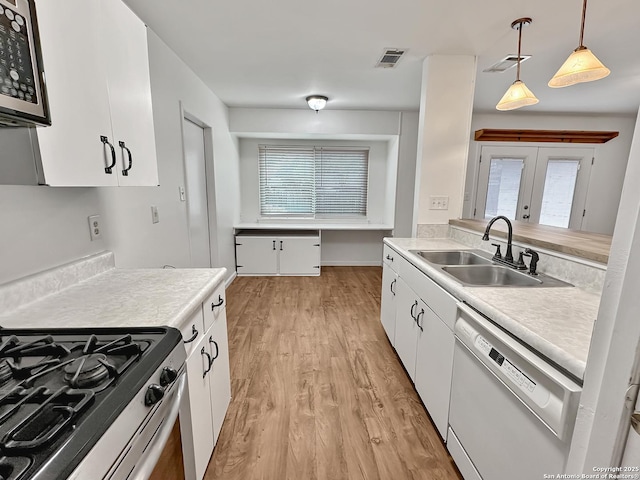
left=0, top=0, right=49, bottom=126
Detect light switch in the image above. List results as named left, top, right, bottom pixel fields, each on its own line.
left=151, top=206, right=160, bottom=224
left=429, top=196, right=449, bottom=210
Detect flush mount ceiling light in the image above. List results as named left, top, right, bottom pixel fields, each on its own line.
left=496, top=18, right=539, bottom=112
left=548, top=0, right=610, bottom=87
left=306, top=95, right=328, bottom=112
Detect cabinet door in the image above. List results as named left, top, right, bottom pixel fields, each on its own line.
left=414, top=308, right=455, bottom=439
left=101, top=0, right=158, bottom=186
left=34, top=0, right=117, bottom=186
left=207, top=312, right=231, bottom=446
left=235, top=237, right=278, bottom=275
left=380, top=263, right=398, bottom=345
left=278, top=236, right=320, bottom=275
left=180, top=334, right=215, bottom=480
left=394, top=278, right=421, bottom=381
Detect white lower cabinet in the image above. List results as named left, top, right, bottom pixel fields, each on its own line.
left=380, top=263, right=398, bottom=345
left=394, top=278, right=422, bottom=381
left=208, top=312, right=231, bottom=445
left=180, top=288, right=232, bottom=480
left=182, top=331, right=215, bottom=480
left=415, top=306, right=455, bottom=439
left=381, top=244, right=457, bottom=441
left=235, top=231, right=320, bottom=276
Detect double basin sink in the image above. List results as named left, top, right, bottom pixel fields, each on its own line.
left=410, top=250, right=572, bottom=288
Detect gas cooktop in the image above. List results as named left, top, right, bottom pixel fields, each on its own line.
left=0, top=326, right=182, bottom=480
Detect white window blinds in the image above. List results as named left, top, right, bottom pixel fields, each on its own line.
left=259, top=145, right=369, bottom=217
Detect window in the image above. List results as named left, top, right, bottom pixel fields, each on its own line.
left=259, top=145, right=369, bottom=217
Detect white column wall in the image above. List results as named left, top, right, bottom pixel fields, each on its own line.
left=414, top=55, right=477, bottom=228
left=567, top=106, right=640, bottom=472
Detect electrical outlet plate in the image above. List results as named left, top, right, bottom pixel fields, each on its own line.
left=88, top=215, right=102, bottom=241
left=151, top=206, right=160, bottom=224
left=429, top=196, right=449, bottom=210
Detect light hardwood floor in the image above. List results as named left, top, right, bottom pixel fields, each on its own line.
left=205, top=267, right=462, bottom=480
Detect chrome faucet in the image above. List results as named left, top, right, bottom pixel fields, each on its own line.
left=482, top=216, right=526, bottom=270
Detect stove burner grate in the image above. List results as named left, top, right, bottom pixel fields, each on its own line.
left=0, top=386, right=94, bottom=452
left=63, top=354, right=115, bottom=389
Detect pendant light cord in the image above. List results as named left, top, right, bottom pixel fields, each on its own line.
left=579, top=0, right=588, bottom=48
left=516, top=21, right=523, bottom=81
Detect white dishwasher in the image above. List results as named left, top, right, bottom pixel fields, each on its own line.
left=448, top=303, right=582, bottom=480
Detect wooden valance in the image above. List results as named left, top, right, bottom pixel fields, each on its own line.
left=474, top=129, right=619, bottom=144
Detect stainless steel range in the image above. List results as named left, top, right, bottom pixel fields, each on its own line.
left=0, top=326, right=186, bottom=480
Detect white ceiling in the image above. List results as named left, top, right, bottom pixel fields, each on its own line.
left=124, top=0, right=640, bottom=115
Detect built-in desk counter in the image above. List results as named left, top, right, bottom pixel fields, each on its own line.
left=449, top=219, right=612, bottom=264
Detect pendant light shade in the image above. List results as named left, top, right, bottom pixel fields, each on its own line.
left=548, top=0, right=610, bottom=87
left=548, top=47, right=610, bottom=88
left=496, top=18, right=538, bottom=111
left=496, top=80, right=539, bottom=111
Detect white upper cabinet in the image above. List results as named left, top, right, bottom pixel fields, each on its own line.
left=33, top=0, right=158, bottom=186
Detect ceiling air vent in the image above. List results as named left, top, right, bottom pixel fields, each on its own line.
left=483, top=54, right=532, bottom=73
left=376, top=49, right=406, bottom=68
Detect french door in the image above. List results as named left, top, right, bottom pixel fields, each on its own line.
left=474, top=146, right=594, bottom=229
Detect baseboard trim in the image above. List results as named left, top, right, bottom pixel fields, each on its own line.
left=225, top=271, right=238, bottom=287
left=321, top=261, right=382, bottom=267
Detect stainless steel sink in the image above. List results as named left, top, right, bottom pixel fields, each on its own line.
left=440, top=265, right=572, bottom=288
left=411, top=250, right=493, bottom=266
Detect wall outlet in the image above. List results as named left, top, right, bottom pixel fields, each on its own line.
left=88, top=215, right=102, bottom=241
left=429, top=196, right=449, bottom=210
left=151, top=206, right=160, bottom=224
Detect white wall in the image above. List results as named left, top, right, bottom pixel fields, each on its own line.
left=414, top=55, right=477, bottom=227
left=0, top=185, right=107, bottom=284
left=230, top=108, right=402, bottom=137
left=238, top=138, right=390, bottom=224
left=395, top=111, right=419, bottom=237
left=95, top=31, right=239, bottom=278
left=463, top=113, right=636, bottom=235
left=0, top=30, right=240, bottom=286
left=566, top=107, right=640, bottom=472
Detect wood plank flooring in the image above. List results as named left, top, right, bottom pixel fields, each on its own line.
left=205, top=267, right=462, bottom=480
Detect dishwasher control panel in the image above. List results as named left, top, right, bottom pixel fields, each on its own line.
left=474, top=334, right=551, bottom=408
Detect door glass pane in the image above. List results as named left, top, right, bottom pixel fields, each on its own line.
left=539, top=160, right=579, bottom=228
left=485, top=158, right=523, bottom=220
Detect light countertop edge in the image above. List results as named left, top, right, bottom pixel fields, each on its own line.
left=385, top=237, right=600, bottom=381
left=0, top=267, right=227, bottom=332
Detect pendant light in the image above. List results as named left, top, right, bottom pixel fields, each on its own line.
left=548, top=0, right=609, bottom=87
left=496, top=18, right=539, bottom=111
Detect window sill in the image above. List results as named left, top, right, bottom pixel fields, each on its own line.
left=234, top=221, right=394, bottom=231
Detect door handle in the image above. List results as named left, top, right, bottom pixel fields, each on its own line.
left=101, top=136, right=117, bottom=174
left=410, top=300, right=418, bottom=320
left=280, top=241, right=283, bottom=251
left=390, top=279, right=396, bottom=296
left=273, top=240, right=276, bottom=250
left=119, top=141, right=133, bottom=176
left=632, top=412, right=640, bottom=435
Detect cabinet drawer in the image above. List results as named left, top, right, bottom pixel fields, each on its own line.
left=203, top=283, right=226, bottom=333
left=401, top=261, right=457, bottom=330
left=383, top=245, right=399, bottom=272
left=180, top=308, right=205, bottom=357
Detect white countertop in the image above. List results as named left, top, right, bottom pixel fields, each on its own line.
left=0, top=254, right=227, bottom=331
left=386, top=238, right=600, bottom=381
